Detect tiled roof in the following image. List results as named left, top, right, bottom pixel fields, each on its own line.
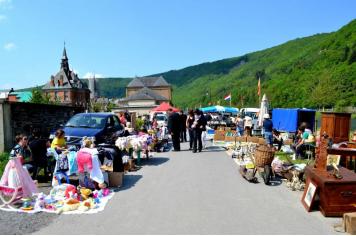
left=124, top=87, right=169, bottom=101
left=127, top=76, right=170, bottom=88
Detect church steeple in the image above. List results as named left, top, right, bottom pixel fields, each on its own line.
left=60, top=43, right=70, bottom=75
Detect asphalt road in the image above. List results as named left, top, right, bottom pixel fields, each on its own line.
left=33, top=142, right=341, bottom=235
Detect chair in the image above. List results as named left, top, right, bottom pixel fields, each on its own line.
left=0, top=185, right=23, bottom=209
left=304, top=143, right=315, bottom=160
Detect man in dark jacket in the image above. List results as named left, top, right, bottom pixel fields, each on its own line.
left=167, top=108, right=181, bottom=151
left=179, top=111, right=187, bottom=142
left=193, top=109, right=207, bottom=153
left=29, top=128, right=50, bottom=180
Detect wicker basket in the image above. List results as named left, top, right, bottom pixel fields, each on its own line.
left=253, top=145, right=275, bottom=167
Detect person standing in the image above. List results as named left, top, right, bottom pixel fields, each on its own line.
left=10, top=134, right=33, bottom=174
left=29, top=128, right=50, bottom=180
left=192, top=109, right=207, bottom=153
left=236, top=114, right=245, bottom=137
left=119, top=113, right=127, bottom=127
left=262, top=114, right=273, bottom=147
left=186, top=110, right=195, bottom=150
left=167, top=108, right=181, bottom=151
left=179, top=111, right=187, bottom=142
left=244, top=115, right=253, bottom=136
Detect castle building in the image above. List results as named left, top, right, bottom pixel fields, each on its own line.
left=42, top=47, right=90, bottom=108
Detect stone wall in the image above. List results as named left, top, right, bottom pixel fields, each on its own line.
left=0, top=100, right=84, bottom=152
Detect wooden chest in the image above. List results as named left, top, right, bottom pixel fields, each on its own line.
left=305, top=166, right=356, bottom=217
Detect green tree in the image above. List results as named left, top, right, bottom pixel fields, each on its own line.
left=30, top=87, right=46, bottom=104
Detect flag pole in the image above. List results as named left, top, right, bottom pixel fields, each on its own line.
left=230, top=93, right=232, bottom=107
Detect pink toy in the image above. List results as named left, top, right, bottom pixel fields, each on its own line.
left=76, top=151, right=93, bottom=173
left=101, top=188, right=110, bottom=197
left=0, top=158, right=38, bottom=197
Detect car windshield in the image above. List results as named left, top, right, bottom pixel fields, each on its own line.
left=156, top=116, right=166, bottom=121
left=65, top=114, right=107, bottom=129
left=245, top=112, right=257, bottom=119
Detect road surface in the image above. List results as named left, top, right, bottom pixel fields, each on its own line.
left=35, top=142, right=341, bottom=234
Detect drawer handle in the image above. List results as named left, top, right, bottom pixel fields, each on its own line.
left=341, top=191, right=353, bottom=197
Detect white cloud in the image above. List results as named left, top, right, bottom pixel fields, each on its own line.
left=4, top=42, right=16, bottom=51
left=82, top=72, right=104, bottom=79
left=0, top=15, right=7, bottom=22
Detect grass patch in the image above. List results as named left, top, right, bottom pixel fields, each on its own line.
left=0, top=152, right=9, bottom=177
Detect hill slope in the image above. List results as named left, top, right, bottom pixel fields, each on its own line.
left=168, top=19, right=356, bottom=109
left=19, top=20, right=356, bottom=109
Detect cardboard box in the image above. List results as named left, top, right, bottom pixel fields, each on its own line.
left=343, top=212, right=356, bottom=234
left=108, top=172, right=124, bottom=187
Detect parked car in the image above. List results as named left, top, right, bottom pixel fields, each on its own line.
left=50, top=113, right=125, bottom=149
left=155, top=114, right=168, bottom=127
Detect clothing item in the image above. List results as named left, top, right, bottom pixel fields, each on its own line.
left=168, top=112, right=181, bottom=134
left=90, top=154, right=104, bottom=184
left=29, top=138, right=48, bottom=166
left=244, top=116, right=253, bottom=128
left=51, top=137, right=66, bottom=149
left=188, top=129, right=194, bottom=149
left=10, top=144, right=32, bottom=163
left=187, top=116, right=195, bottom=129
left=67, top=151, right=78, bottom=175
left=193, top=129, right=202, bottom=152
left=172, top=133, right=181, bottom=151
left=56, top=154, right=69, bottom=172
left=77, top=149, right=94, bottom=173
left=180, top=128, right=187, bottom=142
left=263, top=119, right=273, bottom=132
left=264, top=131, right=273, bottom=145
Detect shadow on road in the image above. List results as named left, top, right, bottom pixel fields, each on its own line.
left=140, top=157, right=169, bottom=166
left=117, top=174, right=143, bottom=191
left=203, top=146, right=227, bottom=152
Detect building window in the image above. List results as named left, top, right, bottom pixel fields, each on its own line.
left=64, top=91, right=69, bottom=101
left=54, top=91, right=58, bottom=100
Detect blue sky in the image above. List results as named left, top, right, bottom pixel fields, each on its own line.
left=0, top=0, right=355, bottom=90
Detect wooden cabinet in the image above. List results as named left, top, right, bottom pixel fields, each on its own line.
left=305, top=166, right=356, bottom=217
left=320, top=112, right=351, bottom=144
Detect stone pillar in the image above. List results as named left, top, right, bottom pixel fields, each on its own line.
left=0, top=100, right=12, bottom=152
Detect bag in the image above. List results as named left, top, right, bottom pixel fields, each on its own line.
left=56, top=154, right=69, bottom=172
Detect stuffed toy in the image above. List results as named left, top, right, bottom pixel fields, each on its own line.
left=101, top=188, right=110, bottom=197
left=79, top=187, right=92, bottom=201
left=78, top=198, right=96, bottom=212
left=92, top=190, right=101, bottom=204
left=64, top=184, right=78, bottom=199
left=57, top=198, right=80, bottom=213
left=34, top=193, right=46, bottom=210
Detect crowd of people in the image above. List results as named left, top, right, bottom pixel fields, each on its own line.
left=7, top=107, right=317, bottom=186
left=167, top=108, right=208, bottom=153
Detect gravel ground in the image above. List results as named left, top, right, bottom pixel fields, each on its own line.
left=0, top=181, right=58, bottom=235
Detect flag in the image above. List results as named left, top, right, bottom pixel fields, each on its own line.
left=224, top=93, right=231, bottom=101
left=257, top=78, right=261, bottom=97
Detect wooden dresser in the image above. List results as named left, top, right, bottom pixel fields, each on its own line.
left=320, top=112, right=351, bottom=144
left=305, top=166, right=356, bottom=216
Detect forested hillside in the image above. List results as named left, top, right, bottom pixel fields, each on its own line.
left=20, top=20, right=356, bottom=109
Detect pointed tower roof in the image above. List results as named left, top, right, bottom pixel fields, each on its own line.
left=62, top=46, right=68, bottom=60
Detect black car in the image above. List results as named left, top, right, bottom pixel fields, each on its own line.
left=50, top=113, right=125, bottom=148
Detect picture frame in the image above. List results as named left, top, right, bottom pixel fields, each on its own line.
left=301, top=178, right=318, bottom=212
left=326, top=154, right=341, bottom=166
